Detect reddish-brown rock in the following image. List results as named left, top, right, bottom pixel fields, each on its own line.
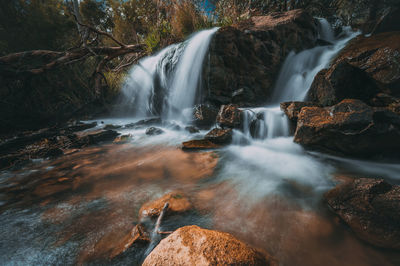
left=294, top=99, right=400, bottom=156
left=216, top=104, right=243, bottom=128
left=205, top=128, right=233, bottom=144
left=142, top=225, right=277, bottom=266
left=139, top=191, right=192, bottom=219
left=307, top=32, right=400, bottom=106
left=182, top=139, right=221, bottom=150
left=280, top=101, right=320, bottom=122
left=325, top=178, right=400, bottom=250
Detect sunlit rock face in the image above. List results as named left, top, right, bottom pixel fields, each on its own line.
left=202, top=9, right=318, bottom=107
left=294, top=99, right=400, bottom=156
left=142, top=225, right=277, bottom=266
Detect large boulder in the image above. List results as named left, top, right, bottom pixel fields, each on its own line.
left=307, top=32, right=400, bottom=106
left=203, top=9, right=318, bottom=106
left=294, top=99, right=400, bottom=156
left=325, top=178, right=400, bottom=250
left=142, top=225, right=277, bottom=266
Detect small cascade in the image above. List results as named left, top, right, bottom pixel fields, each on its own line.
left=234, top=19, right=359, bottom=144
left=240, top=107, right=289, bottom=140
left=317, top=18, right=335, bottom=42
left=121, top=28, right=218, bottom=122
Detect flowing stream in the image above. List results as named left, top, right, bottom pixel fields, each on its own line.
left=1, top=20, right=400, bottom=266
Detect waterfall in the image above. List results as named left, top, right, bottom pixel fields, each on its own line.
left=236, top=19, right=359, bottom=142
left=121, top=28, right=219, bottom=122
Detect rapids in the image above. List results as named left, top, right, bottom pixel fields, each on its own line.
left=1, top=19, right=400, bottom=266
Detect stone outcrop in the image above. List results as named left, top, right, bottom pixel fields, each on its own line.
left=203, top=9, right=318, bottom=106
left=216, top=104, right=243, bottom=128
left=192, top=104, right=219, bottom=129
left=139, top=191, right=192, bottom=219
left=325, top=178, right=400, bottom=250
left=0, top=122, right=121, bottom=170
left=294, top=99, right=400, bottom=156
left=280, top=101, right=320, bottom=123
left=143, top=225, right=277, bottom=266
left=307, top=32, right=400, bottom=107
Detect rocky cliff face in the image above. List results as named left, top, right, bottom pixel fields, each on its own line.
left=202, top=9, right=318, bottom=107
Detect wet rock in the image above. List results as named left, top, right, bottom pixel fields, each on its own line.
left=325, top=178, right=400, bottom=250
left=216, top=104, right=243, bottom=128
left=307, top=61, right=379, bottom=106
left=182, top=139, right=221, bottom=150
left=308, top=32, right=400, bottom=106
left=203, top=9, right=318, bottom=106
left=184, top=126, right=200, bottom=134
left=125, top=118, right=162, bottom=129
left=205, top=128, right=233, bottom=144
left=113, top=134, right=133, bottom=144
left=109, top=224, right=150, bottom=259
left=370, top=93, right=400, bottom=107
left=143, top=225, right=277, bottom=266
left=192, top=104, right=218, bottom=128
left=81, top=130, right=120, bottom=145
left=66, top=121, right=97, bottom=132
left=280, top=101, right=320, bottom=123
left=139, top=191, right=192, bottom=219
left=104, top=124, right=122, bottom=130
left=145, top=127, right=164, bottom=136
left=294, top=99, right=400, bottom=156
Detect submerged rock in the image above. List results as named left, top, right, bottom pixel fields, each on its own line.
left=184, top=126, right=200, bottom=134
left=104, top=124, right=122, bottom=130
left=109, top=224, right=150, bottom=259
left=143, top=225, right=277, bottom=266
left=294, top=99, right=400, bottom=156
left=145, top=127, right=164, bottom=136
left=325, top=178, right=400, bottom=250
left=113, top=134, right=133, bottom=144
left=182, top=139, right=221, bottom=150
left=216, top=104, right=243, bottom=128
left=125, top=118, right=162, bottom=129
left=139, top=191, right=192, bottom=219
left=205, top=128, right=233, bottom=144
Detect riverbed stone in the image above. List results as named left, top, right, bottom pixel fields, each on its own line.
left=142, top=225, right=277, bottom=266
left=325, top=178, right=400, bottom=250
left=139, top=191, right=192, bottom=219
left=216, top=104, right=243, bottom=128
left=145, top=127, right=164, bottom=136
left=182, top=139, right=221, bottom=150
left=205, top=128, right=233, bottom=144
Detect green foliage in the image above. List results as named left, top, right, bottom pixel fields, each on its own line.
left=103, top=71, right=127, bottom=97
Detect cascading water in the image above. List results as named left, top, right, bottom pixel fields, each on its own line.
left=121, top=27, right=219, bottom=122
left=235, top=19, right=359, bottom=143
